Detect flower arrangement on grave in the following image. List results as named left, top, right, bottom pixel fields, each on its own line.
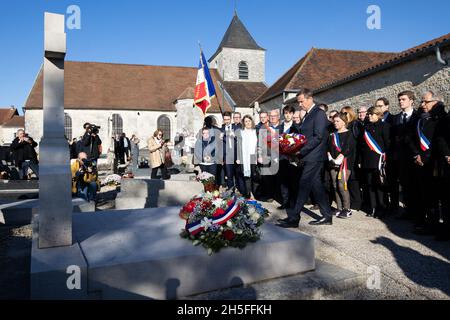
left=179, top=189, right=269, bottom=255
left=196, top=171, right=218, bottom=193
left=279, top=133, right=307, bottom=155
left=101, top=174, right=122, bottom=187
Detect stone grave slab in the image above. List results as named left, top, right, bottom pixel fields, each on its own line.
left=31, top=207, right=315, bottom=299
left=115, top=179, right=202, bottom=210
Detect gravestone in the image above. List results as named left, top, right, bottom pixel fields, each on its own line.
left=115, top=178, right=202, bottom=210
left=38, top=12, right=72, bottom=248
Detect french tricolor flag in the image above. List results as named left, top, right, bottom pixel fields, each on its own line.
left=194, top=50, right=216, bottom=115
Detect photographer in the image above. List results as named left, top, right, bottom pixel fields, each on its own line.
left=10, top=129, right=39, bottom=179
left=81, top=122, right=102, bottom=163
left=71, top=152, right=99, bottom=202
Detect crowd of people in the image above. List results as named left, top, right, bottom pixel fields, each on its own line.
left=192, top=88, right=450, bottom=241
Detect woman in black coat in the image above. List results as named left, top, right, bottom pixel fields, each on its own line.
left=360, top=106, right=390, bottom=218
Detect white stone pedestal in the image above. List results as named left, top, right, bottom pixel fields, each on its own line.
left=30, top=207, right=315, bottom=299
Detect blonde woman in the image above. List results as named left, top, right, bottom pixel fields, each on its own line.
left=148, top=129, right=170, bottom=180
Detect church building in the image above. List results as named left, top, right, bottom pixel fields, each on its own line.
left=23, top=13, right=268, bottom=155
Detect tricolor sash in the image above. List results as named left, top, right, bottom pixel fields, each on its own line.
left=185, top=199, right=240, bottom=236
left=332, top=132, right=349, bottom=191
left=364, top=130, right=386, bottom=179
left=417, top=119, right=431, bottom=152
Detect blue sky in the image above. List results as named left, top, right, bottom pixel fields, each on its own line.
left=1, top=0, right=449, bottom=114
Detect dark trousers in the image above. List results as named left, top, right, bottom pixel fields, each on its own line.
left=348, top=166, right=362, bottom=210
left=362, top=168, right=386, bottom=212
left=200, top=164, right=217, bottom=177
left=225, top=163, right=247, bottom=195
left=257, top=161, right=277, bottom=201
left=151, top=164, right=169, bottom=180
left=288, top=161, right=332, bottom=222
left=277, top=159, right=292, bottom=206
left=410, top=163, right=439, bottom=227
left=244, top=164, right=258, bottom=198
left=440, top=166, right=450, bottom=236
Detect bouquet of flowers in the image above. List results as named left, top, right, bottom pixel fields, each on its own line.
left=196, top=171, right=218, bottom=193
left=279, top=133, right=307, bottom=155
left=179, top=189, right=269, bottom=255
left=101, top=174, right=122, bottom=187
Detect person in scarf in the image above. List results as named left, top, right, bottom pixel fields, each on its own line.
left=360, top=106, right=390, bottom=219
left=194, top=127, right=217, bottom=177
left=407, top=90, right=447, bottom=235
left=327, top=112, right=356, bottom=219
left=236, top=115, right=258, bottom=199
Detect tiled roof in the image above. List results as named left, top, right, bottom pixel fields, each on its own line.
left=2, top=115, right=24, bottom=128
left=223, top=81, right=268, bottom=108
left=256, top=48, right=396, bottom=103
left=315, top=32, right=450, bottom=92
left=0, top=107, right=18, bottom=125
left=24, top=61, right=234, bottom=113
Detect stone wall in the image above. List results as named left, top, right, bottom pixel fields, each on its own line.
left=315, top=49, right=450, bottom=113
left=259, top=95, right=284, bottom=113
left=0, top=126, right=20, bottom=145
left=210, top=48, right=265, bottom=82
left=25, top=109, right=177, bottom=153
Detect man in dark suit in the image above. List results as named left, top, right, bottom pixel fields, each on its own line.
left=376, top=97, right=395, bottom=125
left=388, top=91, right=419, bottom=218
left=278, top=89, right=333, bottom=227
left=221, top=111, right=246, bottom=195
left=277, top=105, right=299, bottom=209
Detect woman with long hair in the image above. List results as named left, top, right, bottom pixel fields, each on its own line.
left=148, top=129, right=170, bottom=180
left=237, top=115, right=258, bottom=198
left=327, top=113, right=356, bottom=218
left=341, top=106, right=363, bottom=211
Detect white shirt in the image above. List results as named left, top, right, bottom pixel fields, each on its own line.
left=401, top=109, right=414, bottom=123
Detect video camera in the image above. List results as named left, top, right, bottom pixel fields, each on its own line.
left=84, top=123, right=101, bottom=135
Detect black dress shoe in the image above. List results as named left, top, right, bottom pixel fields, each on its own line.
left=277, top=204, right=289, bottom=210
left=277, top=220, right=299, bottom=228
left=309, top=218, right=333, bottom=226
left=277, top=217, right=292, bottom=223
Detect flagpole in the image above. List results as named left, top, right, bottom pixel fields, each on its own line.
left=198, top=41, right=224, bottom=116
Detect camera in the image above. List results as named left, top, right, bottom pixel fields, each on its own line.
left=84, top=123, right=101, bottom=135
left=80, top=158, right=97, bottom=172
left=89, top=124, right=101, bottom=135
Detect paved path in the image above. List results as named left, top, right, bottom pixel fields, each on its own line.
left=263, top=202, right=450, bottom=299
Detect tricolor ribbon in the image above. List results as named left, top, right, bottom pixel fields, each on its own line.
left=417, top=119, right=431, bottom=152
left=364, top=130, right=386, bottom=178
left=332, top=133, right=349, bottom=191
left=185, top=199, right=241, bottom=236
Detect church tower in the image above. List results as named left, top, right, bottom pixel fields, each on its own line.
left=209, top=13, right=266, bottom=83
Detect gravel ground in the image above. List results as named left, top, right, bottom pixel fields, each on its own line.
left=263, top=202, right=450, bottom=300
left=1, top=185, right=449, bottom=300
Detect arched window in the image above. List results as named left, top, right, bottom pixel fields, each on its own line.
left=64, top=113, right=72, bottom=140
left=238, top=61, right=249, bottom=80
left=112, top=114, right=123, bottom=136
left=157, top=115, right=171, bottom=140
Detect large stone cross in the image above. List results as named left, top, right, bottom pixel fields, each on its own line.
left=38, top=12, right=73, bottom=248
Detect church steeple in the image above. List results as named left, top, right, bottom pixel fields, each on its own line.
left=209, top=13, right=265, bottom=62
left=209, top=13, right=266, bottom=83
